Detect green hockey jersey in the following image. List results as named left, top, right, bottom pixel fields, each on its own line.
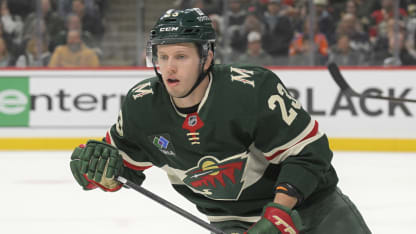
left=106, top=64, right=338, bottom=223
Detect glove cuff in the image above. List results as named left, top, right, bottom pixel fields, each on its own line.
left=83, top=174, right=123, bottom=192
left=263, top=202, right=292, bottom=213
left=262, top=202, right=301, bottom=234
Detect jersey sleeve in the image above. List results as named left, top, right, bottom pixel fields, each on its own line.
left=104, top=85, right=155, bottom=186
left=253, top=69, right=335, bottom=199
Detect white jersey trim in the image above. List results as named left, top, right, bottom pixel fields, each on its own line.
left=107, top=130, right=153, bottom=167
left=264, top=119, right=323, bottom=164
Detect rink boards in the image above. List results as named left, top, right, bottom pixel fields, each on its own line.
left=0, top=67, right=415, bottom=151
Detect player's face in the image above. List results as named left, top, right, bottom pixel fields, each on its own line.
left=157, top=43, right=202, bottom=98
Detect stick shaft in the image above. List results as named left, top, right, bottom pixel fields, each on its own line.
left=117, top=176, right=225, bottom=234
left=327, top=62, right=416, bottom=103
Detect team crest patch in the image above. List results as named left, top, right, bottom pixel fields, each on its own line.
left=230, top=67, right=255, bottom=87
left=131, top=82, right=153, bottom=100
left=183, top=155, right=247, bottom=200
left=148, top=134, right=176, bottom=156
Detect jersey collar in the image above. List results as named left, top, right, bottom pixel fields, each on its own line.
left=170, top=72, right=213, bottom=118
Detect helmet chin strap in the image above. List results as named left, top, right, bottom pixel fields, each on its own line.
left=177, top=61, right=213, bottom=99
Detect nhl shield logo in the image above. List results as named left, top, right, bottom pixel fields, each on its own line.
left=188, top=115, right=197, bottom=127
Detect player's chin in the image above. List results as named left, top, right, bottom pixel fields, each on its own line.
left=165, top=88, right=183, bottom=98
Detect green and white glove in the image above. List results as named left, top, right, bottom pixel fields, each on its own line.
left=70, top=140, right=124, bottom=192
left=245, top=202, right=303, bottom=234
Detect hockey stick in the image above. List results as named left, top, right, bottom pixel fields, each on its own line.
left=116, top=176, right=226, bottom=234
left=327, top=62, right=416, bottom=103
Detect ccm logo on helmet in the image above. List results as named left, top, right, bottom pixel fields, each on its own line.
left=160, top=27, right=179, bottom=32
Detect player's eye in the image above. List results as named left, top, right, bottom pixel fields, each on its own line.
left=176, top=54, right=186, bottom=60
left=158, top=54, right=168, bottom=60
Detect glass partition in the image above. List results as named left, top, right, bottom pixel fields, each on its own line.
left=1, top=0, right=414, bottom=68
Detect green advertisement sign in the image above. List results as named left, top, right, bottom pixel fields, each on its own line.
left=0, top=77, right=30, bottom=126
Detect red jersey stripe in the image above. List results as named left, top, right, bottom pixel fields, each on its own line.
left=266, top=121, right=319, bottom=161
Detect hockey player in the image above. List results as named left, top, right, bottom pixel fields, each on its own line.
left=70, top=8, right=371, bottom=234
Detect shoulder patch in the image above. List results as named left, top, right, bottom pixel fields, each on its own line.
left=131, top=82, right=153, bottom=100
left=230, top=66, right=255, bottom=88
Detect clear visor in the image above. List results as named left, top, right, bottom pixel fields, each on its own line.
left=145, top=41, right=157, bottom=68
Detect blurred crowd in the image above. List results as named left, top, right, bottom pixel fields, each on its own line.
left=177, top=0, right=416, bottom=66
left=0, top=0, right=106, bottom=68
left=1, top=0, right=416, bottom=68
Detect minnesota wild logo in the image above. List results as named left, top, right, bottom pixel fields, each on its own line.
left=131, top=82, right=153, bottom=100
left=183, top=155, right=247, bottom=200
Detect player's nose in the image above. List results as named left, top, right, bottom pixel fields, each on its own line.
left=167, top=59, right=177, bottom=73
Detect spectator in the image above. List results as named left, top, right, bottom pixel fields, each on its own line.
left=345, top=0, right=357, bottom=15
left=48, top=29, right=99, bottom=67
left=329, top=34, right=366, bottom=66
left=353, top=0, right=379, bottom=29
left=236, top=30, right=273, bottom=66
left=0, top=36, right=11, bottom=66
left=289, top=17, right=329, bottom=66
left=202, top=0, right=224, bottom=15
left=209, top=14, right=225, bottom=64
left=370, top=0, right=407, bottom=25
left=1, top=0, right=23, bottom=45
left=251, top=0, right=270, bottom=18
left=332, top=0, right=376, bottom=34
left=94, top=0, right=109, bottom=18
left=334, top=0, right=376, bottom=35
left=261, top=0, right=294, bottom=65
left=230, top=12, right=264, bottom=55
left=174, top=0, right=192, bottom=10
left=224, top=0, right=247, bottom=26
left=371, top=19, right=416, bottom=66
left=175, top=0, right=223, bottom=15
left=369, top=0, right=407, bottom=41
left=190, top=0, right=205, bottom=11
left=4, top=0, right=34, bottom=20
left=384, top=19, right=416, bottom=66
left=49, top=13, right=99, bottom=54
left=57, top=0, right=101, bottom=18
left=15, top=35, right=51, bottom=67
left=335, top=13, right=371, bottom=64
left=313, top=0, right=336, bottom=45
left=406, top=3, right=416, bottom=60
left=0, top=1, right=24, bottom=64
left=222, top=0, right=248, bottom=61
left=286, top=0, right=307, bottom=34
left=22, top=0, right=64, bottom=42
left=71, top=0, right=104, bottom=42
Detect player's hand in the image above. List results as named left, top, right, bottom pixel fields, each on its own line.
left=245, top=202, right=303, bottom=234
left=70, top=140, right=124, bottom=192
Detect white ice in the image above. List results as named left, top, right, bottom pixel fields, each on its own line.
left=0, top=151, right=415, bottom=234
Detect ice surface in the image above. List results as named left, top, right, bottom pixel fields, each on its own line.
left=0, top=151, right=415, bottom=234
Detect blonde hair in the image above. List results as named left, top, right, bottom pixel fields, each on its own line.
left=26, top=37, right=48, bottom=55
left=0, top=37, right=8, bottom=57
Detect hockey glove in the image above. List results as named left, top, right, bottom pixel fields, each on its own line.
left=245, top=202, right=303, bottom=234
left=70, top=140, right=124, bottom=192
